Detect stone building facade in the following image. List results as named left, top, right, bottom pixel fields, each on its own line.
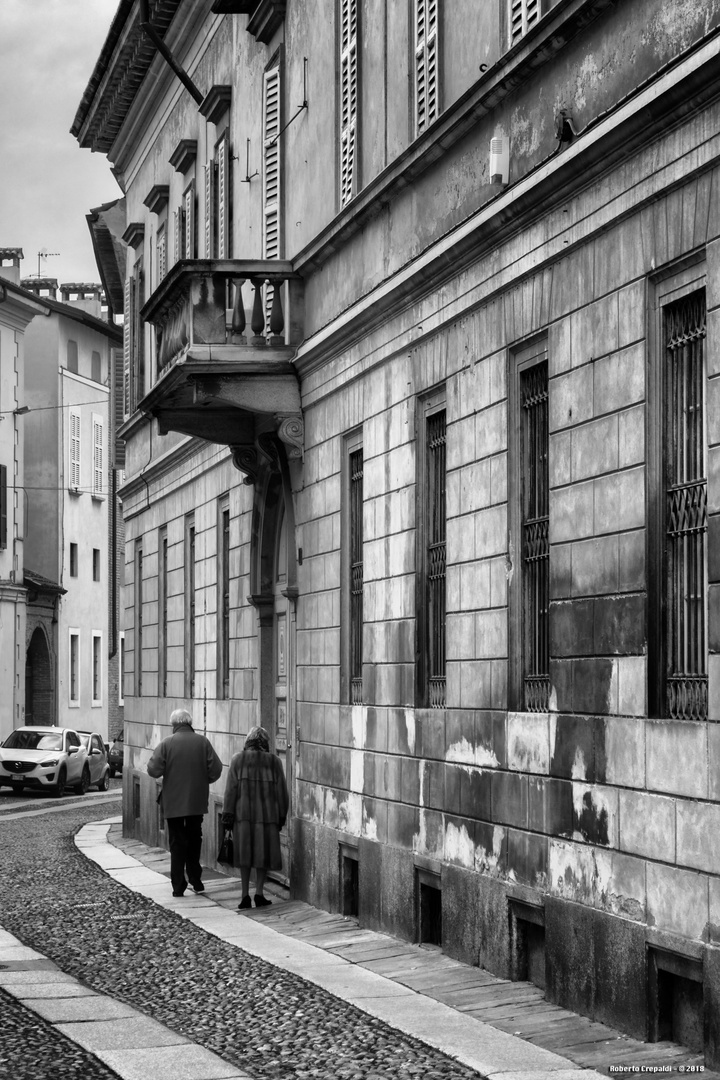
left=74, top=0, right=720, bottom=1061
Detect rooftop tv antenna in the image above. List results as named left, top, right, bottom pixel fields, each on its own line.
left=36, top=249, right=60, bottom=277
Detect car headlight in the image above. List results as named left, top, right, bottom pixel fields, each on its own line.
left=40, top=759, right=59, bottom=768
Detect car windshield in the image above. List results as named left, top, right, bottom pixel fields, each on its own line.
left=4, top=730, right=62, bottom=751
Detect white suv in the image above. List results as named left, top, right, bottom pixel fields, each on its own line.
left=0, top=727, right=90, bottom=797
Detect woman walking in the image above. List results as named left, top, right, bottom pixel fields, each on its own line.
left=222, top=726, right=289, bottom=909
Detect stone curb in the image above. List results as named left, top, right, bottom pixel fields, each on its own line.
left=72, top=816, right=605, bottom=1080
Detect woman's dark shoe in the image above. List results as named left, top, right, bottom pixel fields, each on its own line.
left=189, top=879, right=205, bottom=893
left=172, top=889, right=186, bottom=897
left=237, top=895, right=252, bottom=910
left=254, top=894, right=272, bottom=907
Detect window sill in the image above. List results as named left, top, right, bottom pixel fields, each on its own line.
left=68, top=488, right=83, bottom=498
left=91, top=494, right=105, bottom=503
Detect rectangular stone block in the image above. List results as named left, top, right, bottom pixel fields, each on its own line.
left=549, top=313, right=571, bottom=376
left=549, top=541, right=572, bottom=599
left=593, top=467, right=645, bottom=534
left=618, top=281, right=645, bottom=348
left=549, top=365, right=593, bottom=433
left=592, top=905, right=647, bottom=1039
left=549, top=429, right=572, bottom=487
left=491, top=770, right=528, bottom=829
left=459, top=766, right=492, bottom=821
left=571, top=414, right=618, bottom=481
left=572, top=782, right=618, bottom=847
left=571, top=535, right=618, bottom=596
left=549, top=713, right=596, bottom=780
left=618, top=789, right=676, bottom=862
left=676, top=800, right=720, bottom=873
left=528, top=776, right=573, bottom=836
left=618, top=404, right=645, bottom=468
left=646, top=861, right=709, bottom=940
left=616, top=655, right=646, bottom=717
left=593, top=342, right=644, bottom=416
left=506, top=828, right=548, bottom=886
left=443, top=814, right=476, bottom=870
left=645, top=719, right=707, bottom=799
left=387, top=802, right=418, bottom=850
left=604, top=850, right=646, bottom=922
left=599, top=716, right=645, bottom=787
left=549, top=480, right=594, bottom=543
left=593, top=594, right=646, bottom=655
left=507, top=712, right=550, bottom=774
left=572, top=657, right=616, bottom=715
left=545, top=896, right=595, bottom=1018
left=550, top=598, right=594, bottom=657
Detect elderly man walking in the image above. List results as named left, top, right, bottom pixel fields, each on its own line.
left=147, top=709, right=223, bottom=896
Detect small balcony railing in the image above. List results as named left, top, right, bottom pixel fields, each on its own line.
left=142, top=260, right=304, bottom=377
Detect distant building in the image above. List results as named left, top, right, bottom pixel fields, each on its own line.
left=74, top=0, right=720, bottom=1062
left=0, top=250, right=46, bottom=739
left=21, top=276, right=123, bottom=741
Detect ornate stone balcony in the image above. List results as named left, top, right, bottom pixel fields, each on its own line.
left=139, top=260, right=304, bottom=483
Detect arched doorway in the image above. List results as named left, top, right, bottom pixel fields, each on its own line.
left=25, top=627, right=54, bottom=726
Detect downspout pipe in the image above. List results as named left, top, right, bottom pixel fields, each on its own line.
left=138, top=0, right=204, bottom=107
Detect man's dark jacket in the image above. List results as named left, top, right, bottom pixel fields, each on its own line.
left=147, top=726, right=223, bottom=818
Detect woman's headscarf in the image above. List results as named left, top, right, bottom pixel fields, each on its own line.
left=244, top=726, right=270, bottom=752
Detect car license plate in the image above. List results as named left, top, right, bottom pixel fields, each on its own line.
left=12, top=773, right=25, bottom=781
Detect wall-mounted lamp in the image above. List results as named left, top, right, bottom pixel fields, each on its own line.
left=489, top=135, right=509, bottom=185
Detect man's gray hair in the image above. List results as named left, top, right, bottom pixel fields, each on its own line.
left=170, top=708, right=194, bottom=730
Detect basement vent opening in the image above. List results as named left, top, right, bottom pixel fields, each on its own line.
left=340, top=843, right=359, bottom=918
left=132, top=776, right=141, bottom=821
left=648, top=947, right=704, bottom=1053
left=416, top=868, right=442, bottom=948
left=509, top=898, right=546, bottom=990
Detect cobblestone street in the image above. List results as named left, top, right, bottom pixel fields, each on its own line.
left=0, top=796, right=495, bottom=1080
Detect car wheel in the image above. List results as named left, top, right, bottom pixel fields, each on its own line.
left=75, top=766, right=90, bottom=796
left=109, top=767, right=116, bottom=778
left=53, top=767, right=67, bottom=798
left=97, top=770, right=110, bottom=792
left=10, top=782, right=23, bottom=794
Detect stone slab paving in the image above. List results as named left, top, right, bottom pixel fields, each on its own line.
left=0, top=936, right=252, bottom=1080
left=104, top=818, right=720, bottom=1080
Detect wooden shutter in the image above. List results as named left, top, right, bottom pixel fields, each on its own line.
left=133, top=261, right=145, bottom=407
left=110, top=346, right=125, bottom=469
left=183, top=181, right=195, bottom=260
left=339, top=0, right=358, bottom=206
left=93, top=416, right=104, bottom=495
left=510, top=0, right=539, bottom=44
left=205, top=158, right=215, bottom=258
left=263, top=67, right=281, bottom=260
left=123, top=276, right=133, bottom=418
left=156, top=226, right=167, bottom=282
left=415, top=0, right=438, bottom=135
left=0, top=465, right=7, bottom=550
left=70, top=410, right=81, bottom=490
left=217, top=131, right=231, bottom=259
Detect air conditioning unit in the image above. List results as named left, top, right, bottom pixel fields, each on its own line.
left=489, top=135, right=509, bottom=185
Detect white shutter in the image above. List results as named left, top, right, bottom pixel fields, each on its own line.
left=183, top=181, right=195, bottom=260
left=339, top=0, right=357, bottom=206
left=415, top=0, right=438, bottom=135
left=93, top=415, right=104, bottom=495
left=70, top=410, right=81, bottom=490
left=205, top=159, right=214, bottom=258
left=156, top=226, right=167, bottom=283
left=217, top=131, right=230, bottom=259
left=123, top=277, right=132, bottom=419
left=110, top=346, right=125, bottom=469
left=263, top=67, right=281, bottom=260
left=510, top=0, right=539, bottom=44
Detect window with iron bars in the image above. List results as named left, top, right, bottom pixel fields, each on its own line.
left=218, top=504, right=231, bottom=700
left=185, top=516, right=196, bottom=699
left=349, top=448, right=364, bottom=704
left=663, top=290, right=707, bottom=720
left=425, top=409, right=446, bottom=708
left=520, top=361, right=549, bottom=711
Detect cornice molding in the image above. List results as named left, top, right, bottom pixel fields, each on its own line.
left=122, top=222, right=146, bottom=249
left=143, top=184, right=170, bottom=214
left=169, top=138, right=198, bottom=173
left=199, top=85, right=232, bottom=125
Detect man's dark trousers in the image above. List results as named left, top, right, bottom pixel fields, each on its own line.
left=166, top=815, right=203, bottom=893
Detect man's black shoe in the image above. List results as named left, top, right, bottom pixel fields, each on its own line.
left=172, top=889, right=186, bottom=897
left=190, top=879, right=205, bottom=893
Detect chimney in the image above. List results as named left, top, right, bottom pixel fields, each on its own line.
left=21, top=277, right=58, bottom=300
left=0, top=248, right=24, bottom=286
left=59, top=282, right=105, bottom=319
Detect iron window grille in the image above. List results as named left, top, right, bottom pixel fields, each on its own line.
left=664, top=290, right=708, bottom=720
left=426, top=409, right=446, bottom=708
left=521, top=361, right=549, bottom=711
left=349, top=448, right=364, bottom=703
left=219, top=507, right=230, bottom=699
left=185, top=518, right=196, bottom=699
left=159, top=528, right=168, bottom=697
left=135, top=542, right=143, bottom=697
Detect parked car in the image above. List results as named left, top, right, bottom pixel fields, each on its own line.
left=77, top=731, right=111, bottom=791
left=0, top=727, right=90, bottom=797
left=108, top=733, right=124, bottom=777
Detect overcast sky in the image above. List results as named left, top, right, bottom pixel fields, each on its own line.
left=0, top=0, right=122, bottom=286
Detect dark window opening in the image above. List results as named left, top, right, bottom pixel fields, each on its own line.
left=341, top=850, right=359, bottom=918
left=133, top=777, right=141, bottom=820
left=0, top=464, right=7, bottom=549
left=417, top=870, right=442, bottom=947
left=510, top=902, right=546, bottom=991
left=521, top=360, right=549, bottom=711
left=349, top=448, right=363, bottom=704
left=92, top=548, right=100, bottom=582
left=663, top=290, right=707, bottom=720
left=649, top=949, right=704, bottom=1053
left=67, top=340, right=78, bottom=373
left=426, top=409, right=446, bottom=708
left=69, top=542, right=78, bottom=578
left=91, top=350, right=102, bottom=383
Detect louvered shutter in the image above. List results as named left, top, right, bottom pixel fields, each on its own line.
left=123, top=276, right=133, bottom=418
left=183, top=181, right=195, bottom=260
left=339, top=0, right=357, bottom=206
left=93, top=415, right=104, bottom=495
left=0, top=465, right=7, bottom=550
left=263, top=66, right=281, bottom=327
left=70, top=410, right=81, bottom=490
left=110, top=346, right=125, bottom=469
left=205, top=158, right=214, bottom=258
left=156, top=227, right=167, bottom=282
left=217, top=131, right=231, bottom=259
left=133, top=262, right=145, bottom=406
left=415, top=0, right=438, bottom=135
left=174, top=209, right=182, bottom=265
left=510, top=0, right=539, bottom=44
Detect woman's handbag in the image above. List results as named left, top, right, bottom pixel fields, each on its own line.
left=217, top=828, right=234, bottom=865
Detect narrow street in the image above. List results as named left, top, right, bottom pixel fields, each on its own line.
left=0, top=794, right=494, bottom=1080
